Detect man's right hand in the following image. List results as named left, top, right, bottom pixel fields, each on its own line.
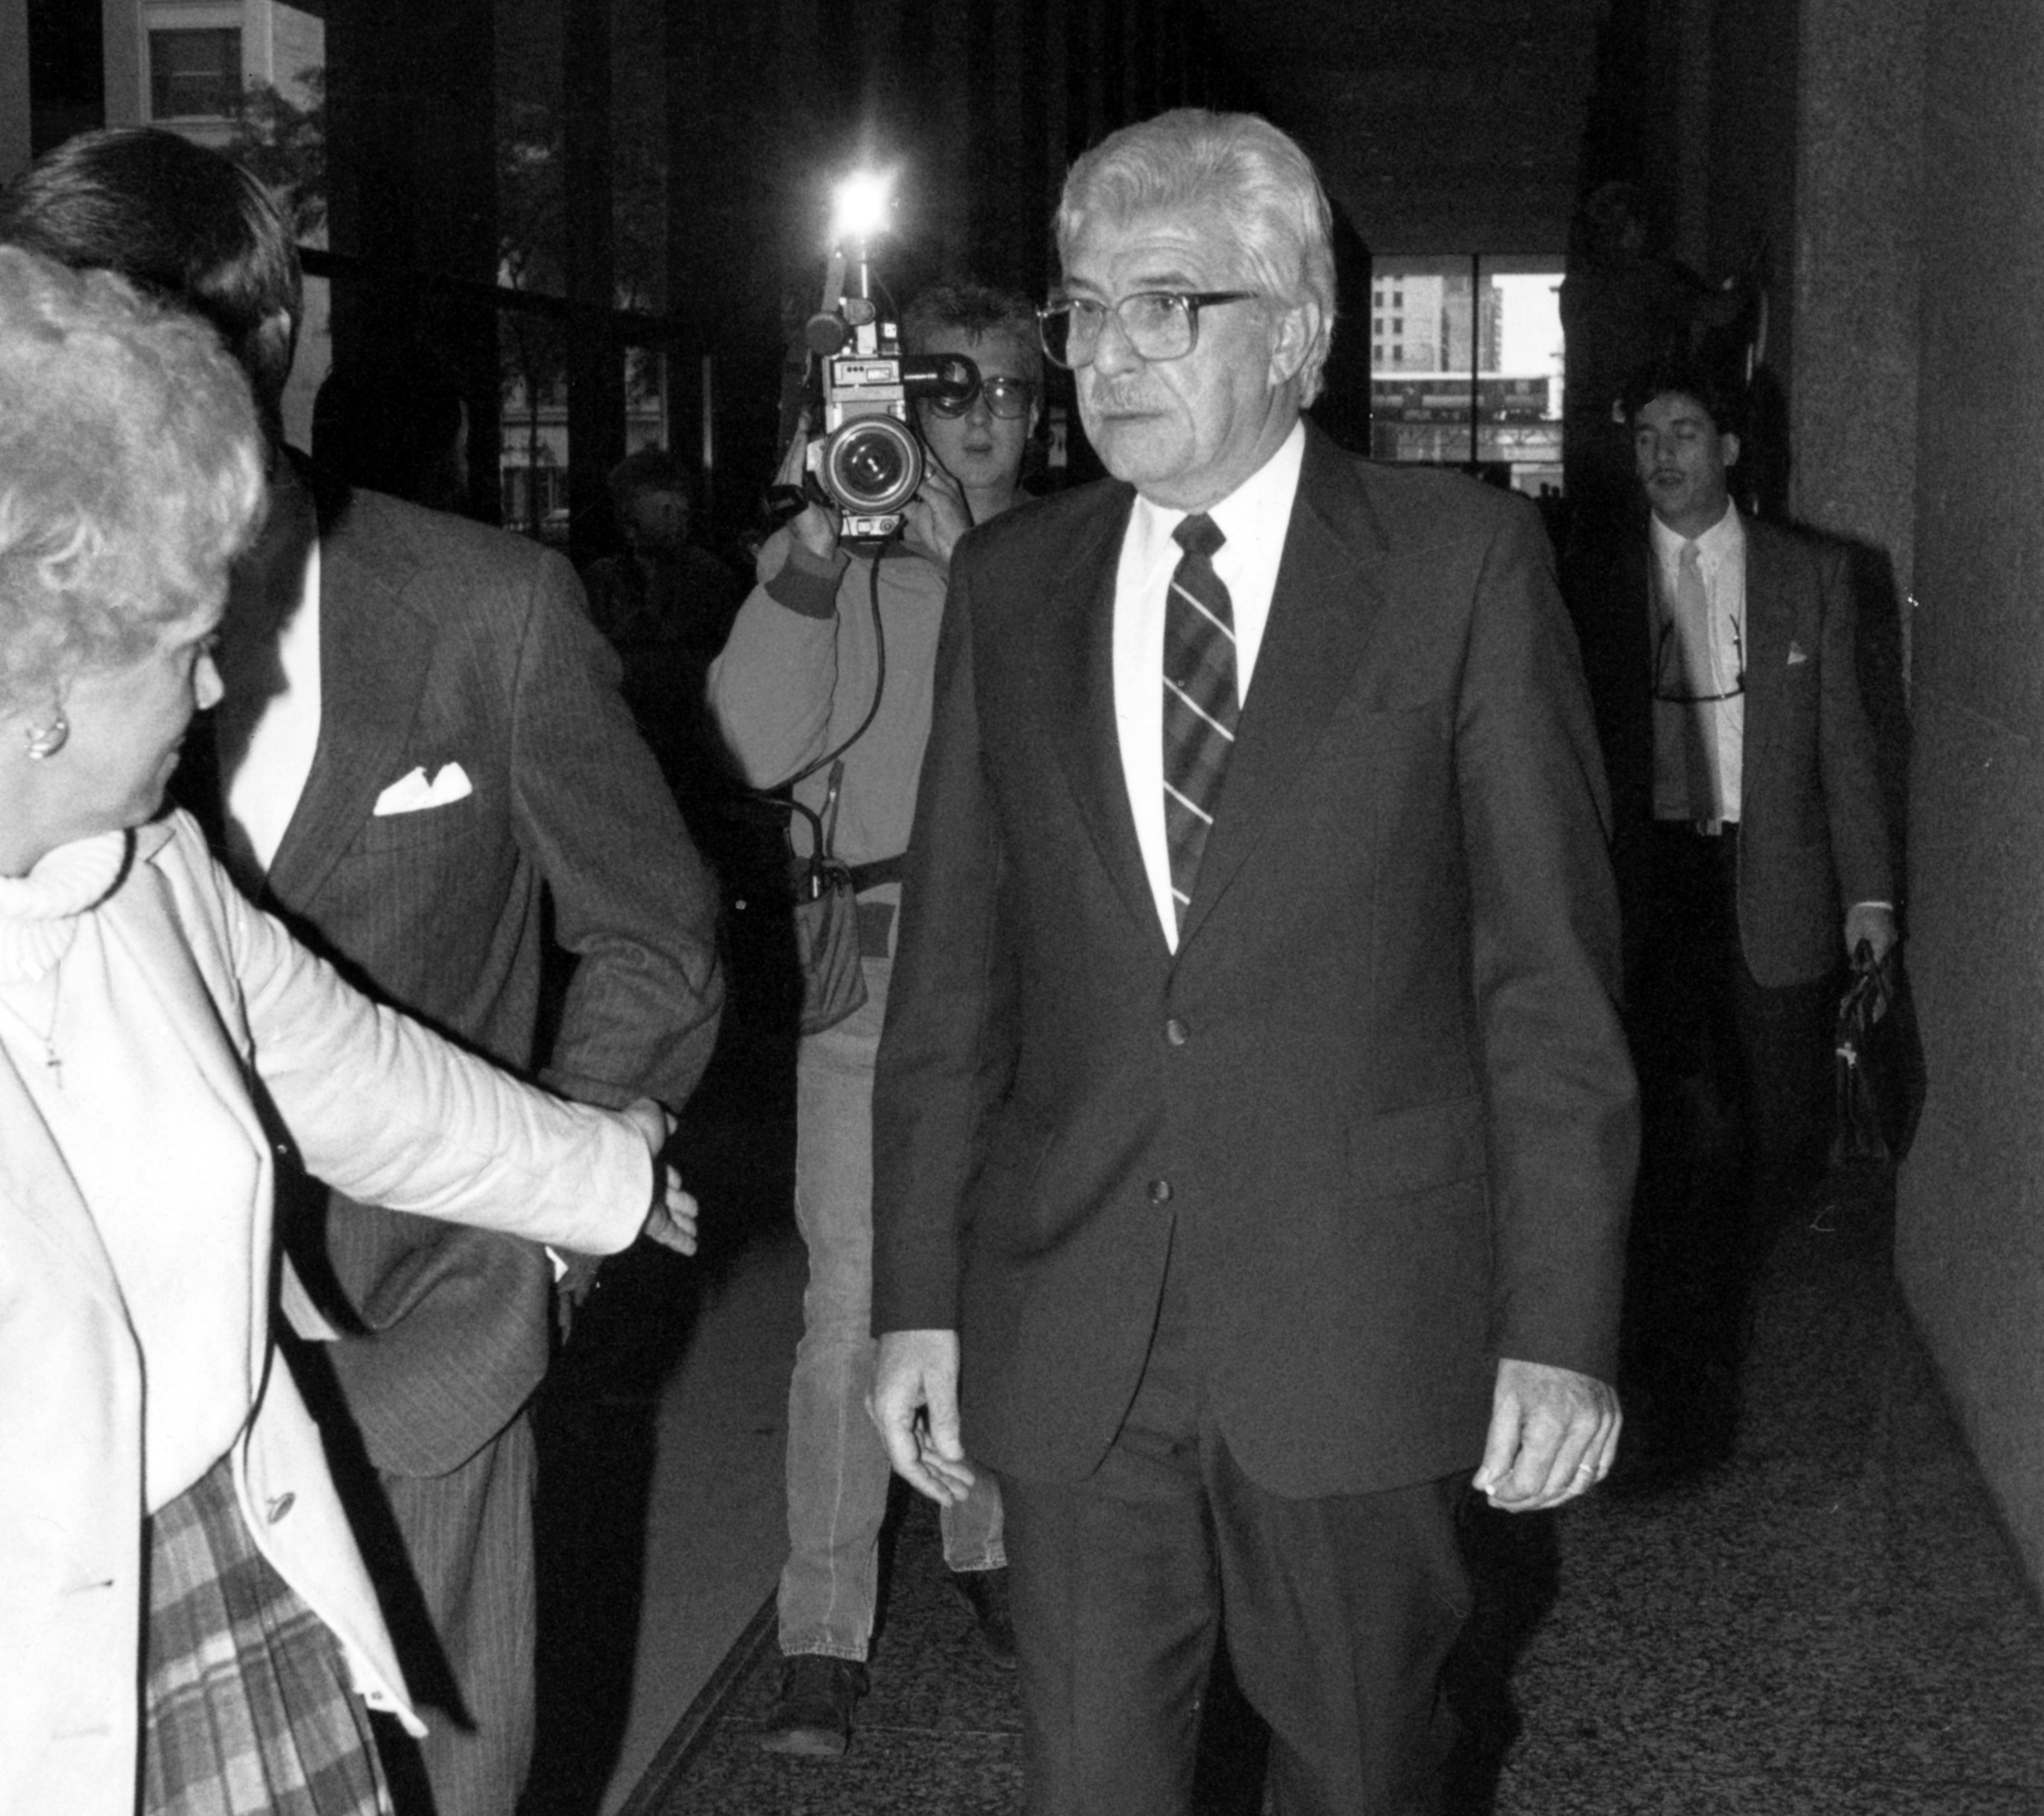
left=869, top=1328, right=975, bottom=1505
left=774, top=424, right=839, bottom=561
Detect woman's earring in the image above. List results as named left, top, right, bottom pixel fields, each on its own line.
left=24, top=709, right=69, bottom=761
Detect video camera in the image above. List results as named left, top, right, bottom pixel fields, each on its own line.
left=784, top=172, right=979, bottom=546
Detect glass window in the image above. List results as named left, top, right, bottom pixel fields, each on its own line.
left=1367, top=257, right=1563, bottom=499
left=500, top=312, right=570, bottom=541
left=150, top=28, right=241, bottom=119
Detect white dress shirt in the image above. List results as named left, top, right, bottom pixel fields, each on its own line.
left=224, top=538, right=323, bottom=874
left=1649, top=501, right=1745, bottom=827
left=1113, top=419, right=1306, bottom=949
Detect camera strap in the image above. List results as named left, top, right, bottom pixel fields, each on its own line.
left=747, top=550, right=889, bottom=863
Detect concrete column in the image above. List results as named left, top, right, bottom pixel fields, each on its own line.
left=1788, top=0, right=1929, bottom=583
left=1898, top=0, right=2044, bottom=1597
left=0, top=0, right=29, bottom=183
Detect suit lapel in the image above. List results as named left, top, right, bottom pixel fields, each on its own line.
left=1040, top=488, right=1164, bottom=944
left=108, top=844, right=270, bottom=1156
left=1738, top=516, right=1793, bottom=814
left=1177, top=427, right=1386, bottom=949
left=265, top=501, right=435, bottom=911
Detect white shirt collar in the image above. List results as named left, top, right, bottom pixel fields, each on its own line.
left=1650, top=497, right=1743, bottom=573
left=1125, top=418, right=1307, bottom=578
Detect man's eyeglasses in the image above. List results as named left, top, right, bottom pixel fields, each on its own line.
left=922, top=376, right=1037, bottom=420
left=1036, top=290, right=1258, bottom=368
left=1652, top=616, right=1744, bottom=705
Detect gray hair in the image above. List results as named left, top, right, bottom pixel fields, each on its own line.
left=1055, top=109, right=1337, bottom=404
left=0, top=245, right=266, bottom=716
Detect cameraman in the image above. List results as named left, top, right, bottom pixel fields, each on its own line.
left=708, top=281, right=1039, bottom=1757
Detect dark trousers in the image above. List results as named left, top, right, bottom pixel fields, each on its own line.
left=1621, top=823, right=1837, bottom=1460
left=1630, top=821, right=1837, bottom=1205
left=1000, top=1260, right=1470, bottom=1816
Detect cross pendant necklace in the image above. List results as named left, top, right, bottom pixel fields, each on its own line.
left=0, top=970, right=63, bottom=1088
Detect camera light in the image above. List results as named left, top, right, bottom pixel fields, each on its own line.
left=832, top=170, right=895, bottom=246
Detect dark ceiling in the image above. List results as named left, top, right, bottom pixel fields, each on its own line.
left=1211, top=0, right=1610, bottom=257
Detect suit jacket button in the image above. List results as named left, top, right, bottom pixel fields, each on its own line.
left=1164, top=1017, right=1190, bottom=1046
left=266, top=1493, right=295, bottom=1524
left=1148, top=1177, right=1173, bottom=1204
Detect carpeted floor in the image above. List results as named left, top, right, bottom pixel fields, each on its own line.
left=627, top=1166, right=2044, bottom=1814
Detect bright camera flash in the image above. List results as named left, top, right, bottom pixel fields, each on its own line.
left=832, top=170, right=895, bottom=245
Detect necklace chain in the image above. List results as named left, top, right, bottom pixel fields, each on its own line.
left=0, top=968, right=63, bottom=1087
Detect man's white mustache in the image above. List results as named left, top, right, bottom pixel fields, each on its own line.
left=1086, top=385, right=1157, bottom=412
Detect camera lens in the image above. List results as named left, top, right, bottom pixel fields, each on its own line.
left=843, top=431, right=907, bottom=497
left=822, top=415, right=922, bottom=515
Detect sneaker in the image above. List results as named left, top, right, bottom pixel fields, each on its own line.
left=758, top=1654, right=869, bottom=1758
left=946, top=1565, right=1017, bottom=1668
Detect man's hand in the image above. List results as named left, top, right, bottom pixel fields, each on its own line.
left=551, top=1248, right=605, bottom=1344
left=901, top=456, right=974, bottom=574
left=869, top=1328, right=975, bottom=1505
left=772, top=424, right=840, bottom=561
left=1473, top=1357, right=1621, bottom=1511
left=1844, top=902, right=1898, bottom=964
left=620, top=1097, right=699, bottom=1257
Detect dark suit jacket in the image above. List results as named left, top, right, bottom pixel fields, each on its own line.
left=1565, top=513, right=1894, bottom=990
left=242, top=473, right=723, bottom=1477
left=870, top=424, right=1637, bottom=1501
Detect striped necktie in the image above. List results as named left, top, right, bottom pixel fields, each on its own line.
left=1162, top=513, right=1239, bottom=931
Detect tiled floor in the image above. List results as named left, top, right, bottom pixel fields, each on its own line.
left=525, top=1102, right=2044, bottom=1816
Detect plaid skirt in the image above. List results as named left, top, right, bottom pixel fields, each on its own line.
left=142, top=1449, right=393, bottom=1816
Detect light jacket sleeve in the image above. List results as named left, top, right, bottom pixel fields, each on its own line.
left=707, top=527, right=853, bottom=787
left=196, top=831, right=652, bottom=1257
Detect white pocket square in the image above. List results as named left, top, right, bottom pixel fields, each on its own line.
left=373, top=761, right=474, bottom=816
left=1786, top=642, right=1810, bottom=666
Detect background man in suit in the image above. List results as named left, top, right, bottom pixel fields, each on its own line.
left=868, top=109, right=1637, bottom=1814
left=1566, top=352, right=1896, bottom=1473
left=0, top=129, right=725, bottom=1816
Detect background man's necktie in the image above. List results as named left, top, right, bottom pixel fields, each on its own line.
left=1672, top=539, right=1720, bottom=819
left=1162, top=513, right=1239, bottom=931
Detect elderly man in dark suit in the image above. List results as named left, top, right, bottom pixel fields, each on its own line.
left=868, top=109, right=1637, bottom=1815
left=0, top=129, right=724, bottom=1816
left=1565, top=352, right=1896, bottom=1472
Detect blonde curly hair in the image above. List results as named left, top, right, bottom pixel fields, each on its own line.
left=0, top=245, right=266, bottom=717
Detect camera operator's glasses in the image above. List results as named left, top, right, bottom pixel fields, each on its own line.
left=923, top=377, right=1038, bottom=420
left=1036, top=290, right=1259, bottom=368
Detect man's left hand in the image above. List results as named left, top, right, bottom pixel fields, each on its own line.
left=621, top=1097, right=699, bottom=1257
left=1844, top=902, right=1898, bottom=964
left=550, top=1248, right=606, bottom=1344
left=1473, top=1357, right=1621, bottom=1511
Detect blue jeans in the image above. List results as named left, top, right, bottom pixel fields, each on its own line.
left=780, top=949, right=1005, bottom=1660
